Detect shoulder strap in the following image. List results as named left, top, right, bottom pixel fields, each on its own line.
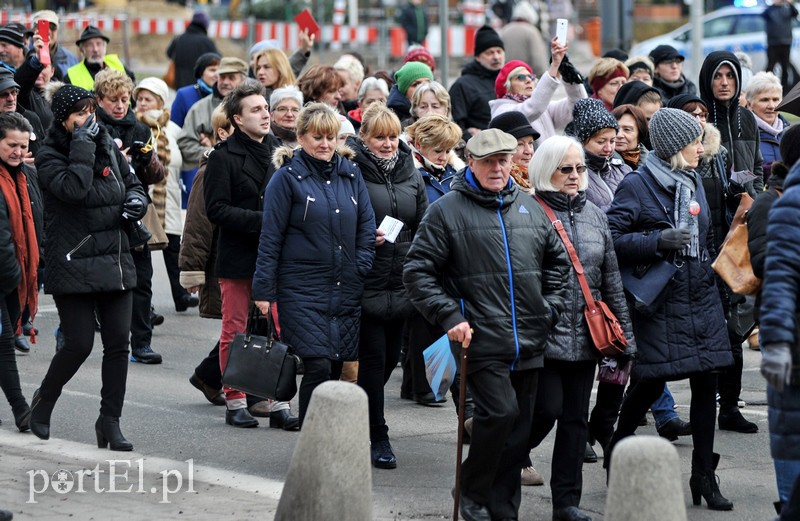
left=534, top=195, right=598, bottom=312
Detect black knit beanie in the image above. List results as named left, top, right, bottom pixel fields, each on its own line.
left=474, top=25, right=504, bottom=57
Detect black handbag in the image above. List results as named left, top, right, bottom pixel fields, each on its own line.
left=619, top=259, right=679, bottom=317
left=221, top=305, right=299, bottom=401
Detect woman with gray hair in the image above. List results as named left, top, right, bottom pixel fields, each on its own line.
left=347, top=76, right=389, bottom=133
left=270, top=86, right=303, bottom=147
left=605, top=108, right=734, bottom=510
left=746, top=71, right=788, bottom=183
left=527, top=135, right=634, bottom=521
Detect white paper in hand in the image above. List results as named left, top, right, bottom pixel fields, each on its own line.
left=378, top=215, right=404, bottom=243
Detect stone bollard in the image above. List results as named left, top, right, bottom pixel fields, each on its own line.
left=605, top=436, right=687, bottom=521
left=275, top=381, right=372, bottom=521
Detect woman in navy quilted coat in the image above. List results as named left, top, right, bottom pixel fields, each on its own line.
left=253, top=103, right=375, bottom=427
left=605, top=109, right=733, bottom=510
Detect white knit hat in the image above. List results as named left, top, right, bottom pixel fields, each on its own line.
left=133, top=77, right=170, bottom=106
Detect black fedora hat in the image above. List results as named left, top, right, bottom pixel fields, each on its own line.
left=75, top=25, right=110, bottom=46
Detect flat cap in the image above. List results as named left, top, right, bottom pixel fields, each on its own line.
left=216, top=56, right=248, bottom=76
left=466, top=129, right=518, bottom=159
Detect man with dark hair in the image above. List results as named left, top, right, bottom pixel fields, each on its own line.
left=699, top=50, right=763, bottom=435
left=204, top=79, right=299, bottom=430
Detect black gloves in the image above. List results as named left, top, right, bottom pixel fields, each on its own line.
left=73, top=115, right=99, bottom=142
left=559, top=55, right=584, bottom=85
left=131, top=141, right=153, bottom=168
left=657, top=228, right=691, bottom=251
left=122, top=194, right=146, bottom=221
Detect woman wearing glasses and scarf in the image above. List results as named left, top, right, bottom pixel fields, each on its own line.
left=604, top=108, right=734, bottom=511
left=488, top=38, right=585, bottom=145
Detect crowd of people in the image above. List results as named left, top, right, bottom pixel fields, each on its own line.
left=0, top=3, right=798, bottom=521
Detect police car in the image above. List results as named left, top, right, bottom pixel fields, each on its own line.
left=629, top=4, right=800, bottom=80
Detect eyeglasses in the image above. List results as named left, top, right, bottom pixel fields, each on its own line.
left=513, top=74, right=536, bottom=82
left=0, top=89, right=18, bottom=99
left=273, top=106, right=300, bottom=114
left=555, top=164, right=587, bottom=175
left=606, top=79, right=626, bottom=89
left=690, top=111, right=708, bottom=121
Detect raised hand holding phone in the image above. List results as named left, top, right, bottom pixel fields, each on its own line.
left=555, top=18, right=568, bottom=46
left=37, top=19, right=51, bottom=66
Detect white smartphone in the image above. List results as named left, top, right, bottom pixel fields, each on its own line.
left=556, top=18, right=568, bottom=46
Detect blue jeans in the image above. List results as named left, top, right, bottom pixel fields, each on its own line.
left=775, top=459, right=800, bottom=504
left=651, top=385, right=678, bottom=430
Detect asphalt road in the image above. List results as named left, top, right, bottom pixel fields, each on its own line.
left=0, top=251, right=779, bottom=520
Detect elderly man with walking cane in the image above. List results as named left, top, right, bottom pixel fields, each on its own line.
left=404, top=128, right=569, bottom=521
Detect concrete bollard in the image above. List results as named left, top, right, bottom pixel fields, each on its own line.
left=275, top=381, right=372, bottom=521
left=605, top=436, right=687, bottom=521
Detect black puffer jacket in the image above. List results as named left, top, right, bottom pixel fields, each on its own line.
left=0, top=186, right=21, bottom=296
left=35, top=125, right=145, bottom=295
left=449, top=60, right=499, bottom=141
left=403, top=168, right=570, bottom=369
left=699, top=51, right=764, bottom=195
left=534, top=191, right=635, bottom=362
left=652, top=74, right=697, bottom=103
left=204, top=129, right=280, bottom=280
left=694, top=124, right=733, bottom=254
left=15, top=53, right=54, bottom=130
left=351, top=138, right=427, bottom=320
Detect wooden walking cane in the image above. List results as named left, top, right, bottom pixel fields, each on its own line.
left=453, top=339, right=469, bottom=521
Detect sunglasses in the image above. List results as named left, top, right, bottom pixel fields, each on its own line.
left=0, top=89, right=18, bottom=99
left=556, top=164, right=587, bottom=175
left=514, top=74, right=536, bottom=82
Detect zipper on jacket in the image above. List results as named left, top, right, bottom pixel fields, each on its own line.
left=304, top=195, right=315, bottom=222
left=496, top=196, right=521, bottom=370
left=108, top=152, right=127, bottom=289
left=65, top=234, right=91, bottom=261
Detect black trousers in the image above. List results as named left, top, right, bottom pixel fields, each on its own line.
left=298, top=357, right=335, bottom=426
left=612, top=373, right=718, bottom=472
left=40, top=291, right=132, bottom=417
left=767, top=44, right=792, bottom=91
left=0, top=294, right=26, bottom=416
left=462, top=361, right=537, bottom=519
left=195, top=340, right=222, bottom=389
left=130, top=247, right=154, bottom=350
left=718, top=334, right=744, bottom=413
left=529, top=360, right=596, bottom=509
left=357, top=316, right=404, bottom=441
left=589, top=380, right=625, bottom=449
left=403, top=313, right=439, bottom=396
left=163, top=234, right=188, bottom=307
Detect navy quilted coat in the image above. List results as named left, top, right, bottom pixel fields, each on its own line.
left=606, top=158, right=732, bottom=380
left=35, top=125, right=145, bottom=295
left=252, top=146, right=376, bottom=361
left=760, top=163, right=800, bottom=459
left=350, top=138, right=428, bottom=320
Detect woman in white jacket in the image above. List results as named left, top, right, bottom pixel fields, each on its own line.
left=488, top=37, right=586, bottom=146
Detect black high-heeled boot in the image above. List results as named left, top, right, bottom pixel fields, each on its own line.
left=95, top=415, right=133, bottom=451
left=689, top=452, right=733, bottom=510
left=29, top=389, right=55, bottom=440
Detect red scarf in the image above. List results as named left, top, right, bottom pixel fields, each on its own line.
left=0, top=164, right=39, bottom=342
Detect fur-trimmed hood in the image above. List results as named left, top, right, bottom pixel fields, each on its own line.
left=701, top=123, right=722, bottom=159
left=271, top=144, right=356, bottom=169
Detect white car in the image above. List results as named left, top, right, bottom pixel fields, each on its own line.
left=630, top=6, right=800, bottom=81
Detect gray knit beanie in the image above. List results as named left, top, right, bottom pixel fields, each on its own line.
left=649, top=108, right=702, bottom=160
left=571, top=98, right=619, bottom=144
